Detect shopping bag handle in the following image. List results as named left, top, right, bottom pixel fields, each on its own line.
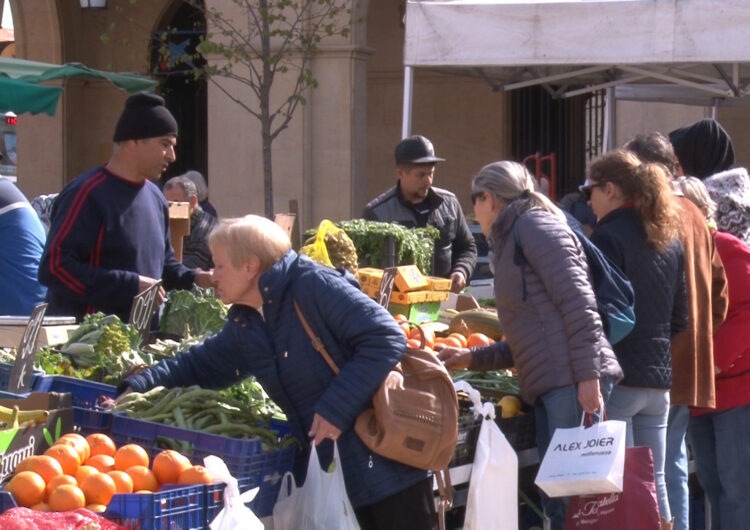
left=580, top=400, right=608, bottom=427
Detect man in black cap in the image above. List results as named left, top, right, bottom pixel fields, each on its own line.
left=363, top=135, right=476, bottom=292
left=39, top=92, right=213, bottom=321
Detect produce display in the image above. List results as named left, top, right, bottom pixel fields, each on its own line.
left=104, top=384, right=292, bottom=451
left=158, top=287, right=228, bottom=338
left=3, top=432, right=213, bottom=511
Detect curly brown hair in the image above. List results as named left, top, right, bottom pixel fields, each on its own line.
left=588, top=150, right=681, bottom=251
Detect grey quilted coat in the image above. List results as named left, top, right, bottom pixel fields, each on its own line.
left=477, top=200, right=623, bottom=405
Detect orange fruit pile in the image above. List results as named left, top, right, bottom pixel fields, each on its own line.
left=3, top=431, right=215, bottom=512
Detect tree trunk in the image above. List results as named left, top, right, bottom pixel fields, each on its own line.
left=260, top=0, right=274, bottom=219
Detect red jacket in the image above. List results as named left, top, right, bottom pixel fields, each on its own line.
left=695, top=231, right=750, bottom=414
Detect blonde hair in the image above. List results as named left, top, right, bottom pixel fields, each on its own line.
left=674, top=176, right=716, bottom=221
left=472, top=160, right=565, bottom=219
left=588, top=150, right=681, bottom=251
left=209, top=215, right=291, bottom=272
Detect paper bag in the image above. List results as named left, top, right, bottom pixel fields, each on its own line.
left=535, top=419, right=626, bottom=498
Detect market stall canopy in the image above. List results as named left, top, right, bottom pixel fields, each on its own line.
left=404, top=0, right=750, bottom=104
left=0, top=57, right=157, bottom=116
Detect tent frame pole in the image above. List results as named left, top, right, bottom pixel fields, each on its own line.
left=402, top=66, right=414, bottom=138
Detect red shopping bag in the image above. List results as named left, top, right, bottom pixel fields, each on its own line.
left=564, top=446, right=661, bottom=529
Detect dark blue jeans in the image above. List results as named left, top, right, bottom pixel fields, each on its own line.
left=534, top=377, right=615, bottom=530
left=689, top=404, right=750, bottom=530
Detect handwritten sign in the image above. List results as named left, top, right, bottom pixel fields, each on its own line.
left=9, top=303, right=48, bottom=393
left=377, top=267, right=398, bottom=309
left=129, top=281, right=162, bottom=347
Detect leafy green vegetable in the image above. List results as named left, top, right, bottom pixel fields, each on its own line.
left=305, top=219, right=439, bottom=275
left=159, top=287, right=228, bottom=338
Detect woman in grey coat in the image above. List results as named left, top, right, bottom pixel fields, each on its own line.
left=441, top=160, right=622, bottom=530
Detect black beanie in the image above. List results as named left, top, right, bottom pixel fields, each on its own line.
left=113, top=92, right=178, bottom=142
left=668, top=118, right=735, bottom=180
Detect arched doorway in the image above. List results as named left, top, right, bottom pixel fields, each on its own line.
left=150, top=1, right=207, bottom=184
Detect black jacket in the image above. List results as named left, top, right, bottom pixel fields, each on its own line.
left=591, top=207, right=688, bottom=388
left=363, top=183, right=477, bottom=280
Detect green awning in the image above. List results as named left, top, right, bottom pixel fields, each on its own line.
left=0, top=57, right=157, bottom=116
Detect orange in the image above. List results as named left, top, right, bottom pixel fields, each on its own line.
left=15, top=455, right=63, bottom=484
left=86, top=504, right=108, bottom=513
left=466, top=332, right=491, bottom=347
left=178, top=465, right=214, bottom=485
left=448, top=333, right=468, bottom=348
left=80, top=472, right=116, bottom=506
left=408, top=326, right=435, bottom=349
left=45, top=475, right=78, bottom=502
left=75, top=465, right=100, bottom=485
left=30, top=502, right=50, bottom=511
left=439, top=336, right=463, bottom=349
left=86, top=433, right=117, bottom=458
left=47, top=484, right=86, bottom=512
left=56, top=433, right=90, bottom=464
left=126, top=465, right=158, bottom=492
left=44, top=444, right=80, bottom=477
left=114, top=444, right=149, bottom=472
left=398, top=322, right=410, bottom=337
left=85, top=454, right=116, bottom=473
left=4, top=470, right=46, bottom=507
left=152, top=450, right=191, bottom=485
left=405, top=338, right=421, bottom=349
left=107, top=470, right=134, bottom=494
left=393, top=313, right=408, bottom=323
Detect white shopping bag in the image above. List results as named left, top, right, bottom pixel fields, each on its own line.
left=272, top=441, right=360, bottom=530
left=455, top=381, right=518, bottom=530
left=535, top=417, right=626, bottom=498
left=204, top=455, right=263, bottom=530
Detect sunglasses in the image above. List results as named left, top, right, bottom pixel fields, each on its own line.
left=579, top=182, right=605, bottom=200
left=471, top=190, right=486, bottom=205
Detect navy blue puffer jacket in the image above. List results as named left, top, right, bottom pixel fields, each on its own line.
left=122, top=251, right=428, bottom=507
left=591, top=207, right=689, bottom=388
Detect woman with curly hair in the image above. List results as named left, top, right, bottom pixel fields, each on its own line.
left=585, top=150, right=689, bottom=530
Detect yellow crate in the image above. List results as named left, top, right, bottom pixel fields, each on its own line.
left=425, top=276, right=452, bottom=291
left=394, top=265, right=428, bottom=292
left=357, top=267, right=384, bottom=288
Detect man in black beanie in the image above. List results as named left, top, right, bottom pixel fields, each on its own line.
left=39, top=92, right=213, bottom=321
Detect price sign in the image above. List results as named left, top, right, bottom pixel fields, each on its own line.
left=9, top=303, right=48, bottom=393
left=129, top=281, right=162, bottom=348
left=376, top=267, right=398, bottom=309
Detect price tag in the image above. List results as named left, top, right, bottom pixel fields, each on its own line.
left=9, top=303, right=48, bottom=393
left=377, top=267, right=398, bottom=309
left=129, top=281, right=162, bottom=348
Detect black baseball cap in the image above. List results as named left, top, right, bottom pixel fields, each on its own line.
left=394, top=135, right=445, bottom=165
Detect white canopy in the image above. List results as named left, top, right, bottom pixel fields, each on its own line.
left=402, top=0, right=750, bottom=138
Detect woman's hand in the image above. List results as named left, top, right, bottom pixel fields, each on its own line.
left=437, top=346, right=472, bottom=372
left=308, top=413, right=342, bottom=446
left=577, top=378, right=602, bottom=414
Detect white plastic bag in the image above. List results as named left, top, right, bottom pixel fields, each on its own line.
left=204, top=455, right=264, bottom=530
left=455, top=381, right=519, bottom=530
left=535, top=416, right=626, bottom=498
left=272, top=441, right=360, bottom=530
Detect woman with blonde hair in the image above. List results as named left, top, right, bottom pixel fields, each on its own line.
left=441, top=160, right=623, bottom=529
left=585, top=150, right=689, bottom=530
left=119, top=215, right=437, bottom=529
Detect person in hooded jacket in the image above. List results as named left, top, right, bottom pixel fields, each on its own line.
left=585, top=150, right=689, bottom=530
left=118, top=215, right=435, bottom=530
left=440, top=160, right=623, bottom=530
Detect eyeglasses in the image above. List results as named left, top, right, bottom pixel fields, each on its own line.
left=471, top=190, right=486, bottom=205
left=579, top=182, right=604, bottom=200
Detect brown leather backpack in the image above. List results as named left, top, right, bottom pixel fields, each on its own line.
left=294, top=302, right=458, bottom=523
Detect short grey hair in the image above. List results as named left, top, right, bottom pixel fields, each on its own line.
left=164, top=176, right=198, bottom=200
left=181, top=170, right=209, bottom=202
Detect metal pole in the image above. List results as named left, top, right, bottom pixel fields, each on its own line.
left=402, top=66, right=414, bottom=138
left=605, top=87, right=616, bottom=151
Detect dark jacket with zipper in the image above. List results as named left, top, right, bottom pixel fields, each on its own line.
left=121, top=250, right=428, bottom=507
left=591, top=206, right=689, bottom=389
left=363, top=182, right=477, bottom=280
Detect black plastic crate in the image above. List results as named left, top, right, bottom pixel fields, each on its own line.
left=451, top=414, right=483, bottom=467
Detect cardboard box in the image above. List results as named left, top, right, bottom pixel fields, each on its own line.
left=0, top=392, right=74, bottom=483
left=390, top=290, right=450, bottom=305
left=394, top=265, right=428, bottom=292
left=0, top=325, right=77, bottom=348
left=168, top=202, right=191, bottom=262
left=426, top=276, right=452, bottom=292
left=388, top=301, right=441, bottom=324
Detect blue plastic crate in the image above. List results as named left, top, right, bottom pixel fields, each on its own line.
left=108, top=414, right=265, bottom=478
left=32, top=375, right=117, bottom=410
left=204, top=444, right=297, bottom=522
left=0, top=362, right=42, bottom=392
left=0, top=491, right=17, bottom=513
left=74, top=406, right=113, bottom=433
left=103, top=485, right=204, bottom=530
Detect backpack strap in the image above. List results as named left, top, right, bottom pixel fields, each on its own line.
left=434, top=468, right=453, bottom=530
left=293, top=300, right=341, bottom=375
